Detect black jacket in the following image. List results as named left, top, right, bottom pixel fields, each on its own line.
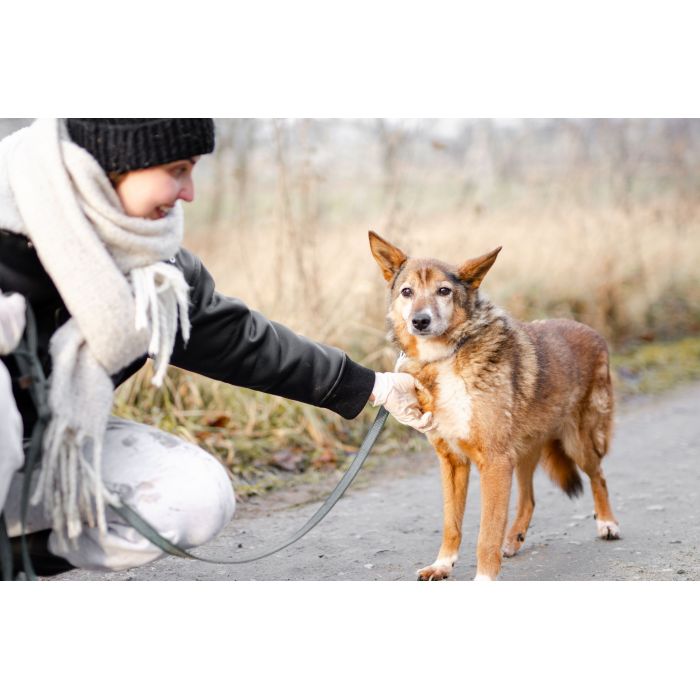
left=0, top=229, right=375, bottom=436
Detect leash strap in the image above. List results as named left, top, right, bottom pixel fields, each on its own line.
left=6, top=300, right=391, bottom=570
left=0, top=516, right=12, bottom=580
left=3, top=303, right=48, bottom=581
left=113, top=406, right=389, bottom=565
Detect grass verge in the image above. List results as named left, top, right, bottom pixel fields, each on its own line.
left=611, top=336, right=700, bottom=398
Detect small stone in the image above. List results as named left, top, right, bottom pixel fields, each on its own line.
left=647, top=505, right=665, bottom=511
left=677, top=569, right=687, bottom=575
left=364, top=563, right=374, bottom=569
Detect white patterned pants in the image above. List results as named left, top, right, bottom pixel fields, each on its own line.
left=0, top=361, right=236, bottom=571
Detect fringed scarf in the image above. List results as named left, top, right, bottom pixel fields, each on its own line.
left=0, top=118, right=190, bottom=546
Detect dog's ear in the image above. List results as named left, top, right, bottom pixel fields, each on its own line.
left=458, top=246, right=502, bottom=288
left=368, top=231, right=408, bottom=283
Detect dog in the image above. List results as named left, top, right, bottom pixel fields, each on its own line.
left=368, top=231, right=620, bottom=581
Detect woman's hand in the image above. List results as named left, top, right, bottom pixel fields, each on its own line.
left=0, top=292, right=26, bottom=355
left=370, top=371, right=436, bottom=433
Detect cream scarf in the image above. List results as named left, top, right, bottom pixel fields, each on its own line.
left=0, top=118, right=191, bottom=546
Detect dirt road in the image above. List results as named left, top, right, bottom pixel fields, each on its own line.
left=58, top=381, right=700, bottom=581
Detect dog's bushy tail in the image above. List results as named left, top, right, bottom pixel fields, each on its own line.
left=541, top=440, right=583, bottom=499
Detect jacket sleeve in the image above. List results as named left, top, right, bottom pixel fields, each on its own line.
left=169, top=249, right=376, bottom=419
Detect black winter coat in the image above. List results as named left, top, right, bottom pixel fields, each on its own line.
left=0, top=229, right=375, bottom=437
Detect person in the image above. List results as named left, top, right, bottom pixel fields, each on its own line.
left=0, top=118, right=434, bottom=577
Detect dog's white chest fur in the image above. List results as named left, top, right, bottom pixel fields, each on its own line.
left=431, top=363, right=472, bottom=443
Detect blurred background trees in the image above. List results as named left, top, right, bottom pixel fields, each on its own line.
left=186, top=118, right=700, bottom=351
left=3, top=118, right=699, bottom=351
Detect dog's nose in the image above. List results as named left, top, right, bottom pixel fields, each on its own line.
left=412, top=313, right=431, bottom=331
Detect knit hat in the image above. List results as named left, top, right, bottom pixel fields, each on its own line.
left=65, top=118, right=215, bottom=174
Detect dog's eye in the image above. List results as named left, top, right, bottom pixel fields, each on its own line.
left=437, top=287, right=452, bottom=296
left=400, top=288, right=413, bottom=298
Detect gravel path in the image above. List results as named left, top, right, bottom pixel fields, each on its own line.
left=57, top=381, right=700, bottom=581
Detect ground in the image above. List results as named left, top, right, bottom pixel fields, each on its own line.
left=56, top=381, right=700, bottom=581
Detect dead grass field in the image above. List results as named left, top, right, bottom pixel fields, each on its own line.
left=186, top=197, right=700, bottom=359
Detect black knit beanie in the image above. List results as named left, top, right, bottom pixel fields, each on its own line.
left=65, top=118, right=215, bottom=174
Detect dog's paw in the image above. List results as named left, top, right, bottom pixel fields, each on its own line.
left=416, top=564, right=451, bottom=581
left=502, top=532, right=526, bottom=558
left=416, top=556, right=456, bottom=581
left=596, top=519, right=621, bottom=540
left=502, top=542, right=518, bottom=558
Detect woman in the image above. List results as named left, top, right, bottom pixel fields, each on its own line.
left=0, top=118, right=433, bottom=576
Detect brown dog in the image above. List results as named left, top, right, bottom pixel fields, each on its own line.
left=369, top=231, right=620, bottom=580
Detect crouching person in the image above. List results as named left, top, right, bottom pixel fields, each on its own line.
left=0, top=119, right=433, bottom=577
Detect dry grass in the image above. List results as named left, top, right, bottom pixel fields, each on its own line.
left=187, top=195, right=700, bottom=354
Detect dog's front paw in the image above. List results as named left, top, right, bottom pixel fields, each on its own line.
left=502, top=532, right=526, bottom=558
left=416, top=555, right=456, bottom=581
left=502, top=542, right=517, bottom=558
left=596, top=519, right=621, bottom=540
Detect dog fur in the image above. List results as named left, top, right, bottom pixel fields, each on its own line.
left=369, top=231, right=620, bottom=581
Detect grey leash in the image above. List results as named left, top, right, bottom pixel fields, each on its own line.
left=113, top=406, right=389, bottom=564
left=2, top=300, right=390, bottom=574
left=1, top=303, right=50, bottom=580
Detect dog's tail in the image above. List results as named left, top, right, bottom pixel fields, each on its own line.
left=541, top=440, right=583, bottom=499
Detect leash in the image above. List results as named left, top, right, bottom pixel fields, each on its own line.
left=113, top=406, right=389, bottom=565
left=2, top=300, right=391, bottom=574
left=1, top=302, right=49, bottom=580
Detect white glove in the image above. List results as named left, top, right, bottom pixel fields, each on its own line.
left=0, top=293, right=26, bottom=355
left=371, top=371, right=436, bottom=433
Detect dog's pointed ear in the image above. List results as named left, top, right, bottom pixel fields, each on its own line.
left=368, top=231, right=408, bottom=283
left=458, top=246, right=502, bottom=288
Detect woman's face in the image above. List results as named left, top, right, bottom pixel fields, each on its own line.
left=114, top=157, right=200, bottom=220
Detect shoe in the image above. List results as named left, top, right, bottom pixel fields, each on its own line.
left=11, top=530, right=76, bottom=577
